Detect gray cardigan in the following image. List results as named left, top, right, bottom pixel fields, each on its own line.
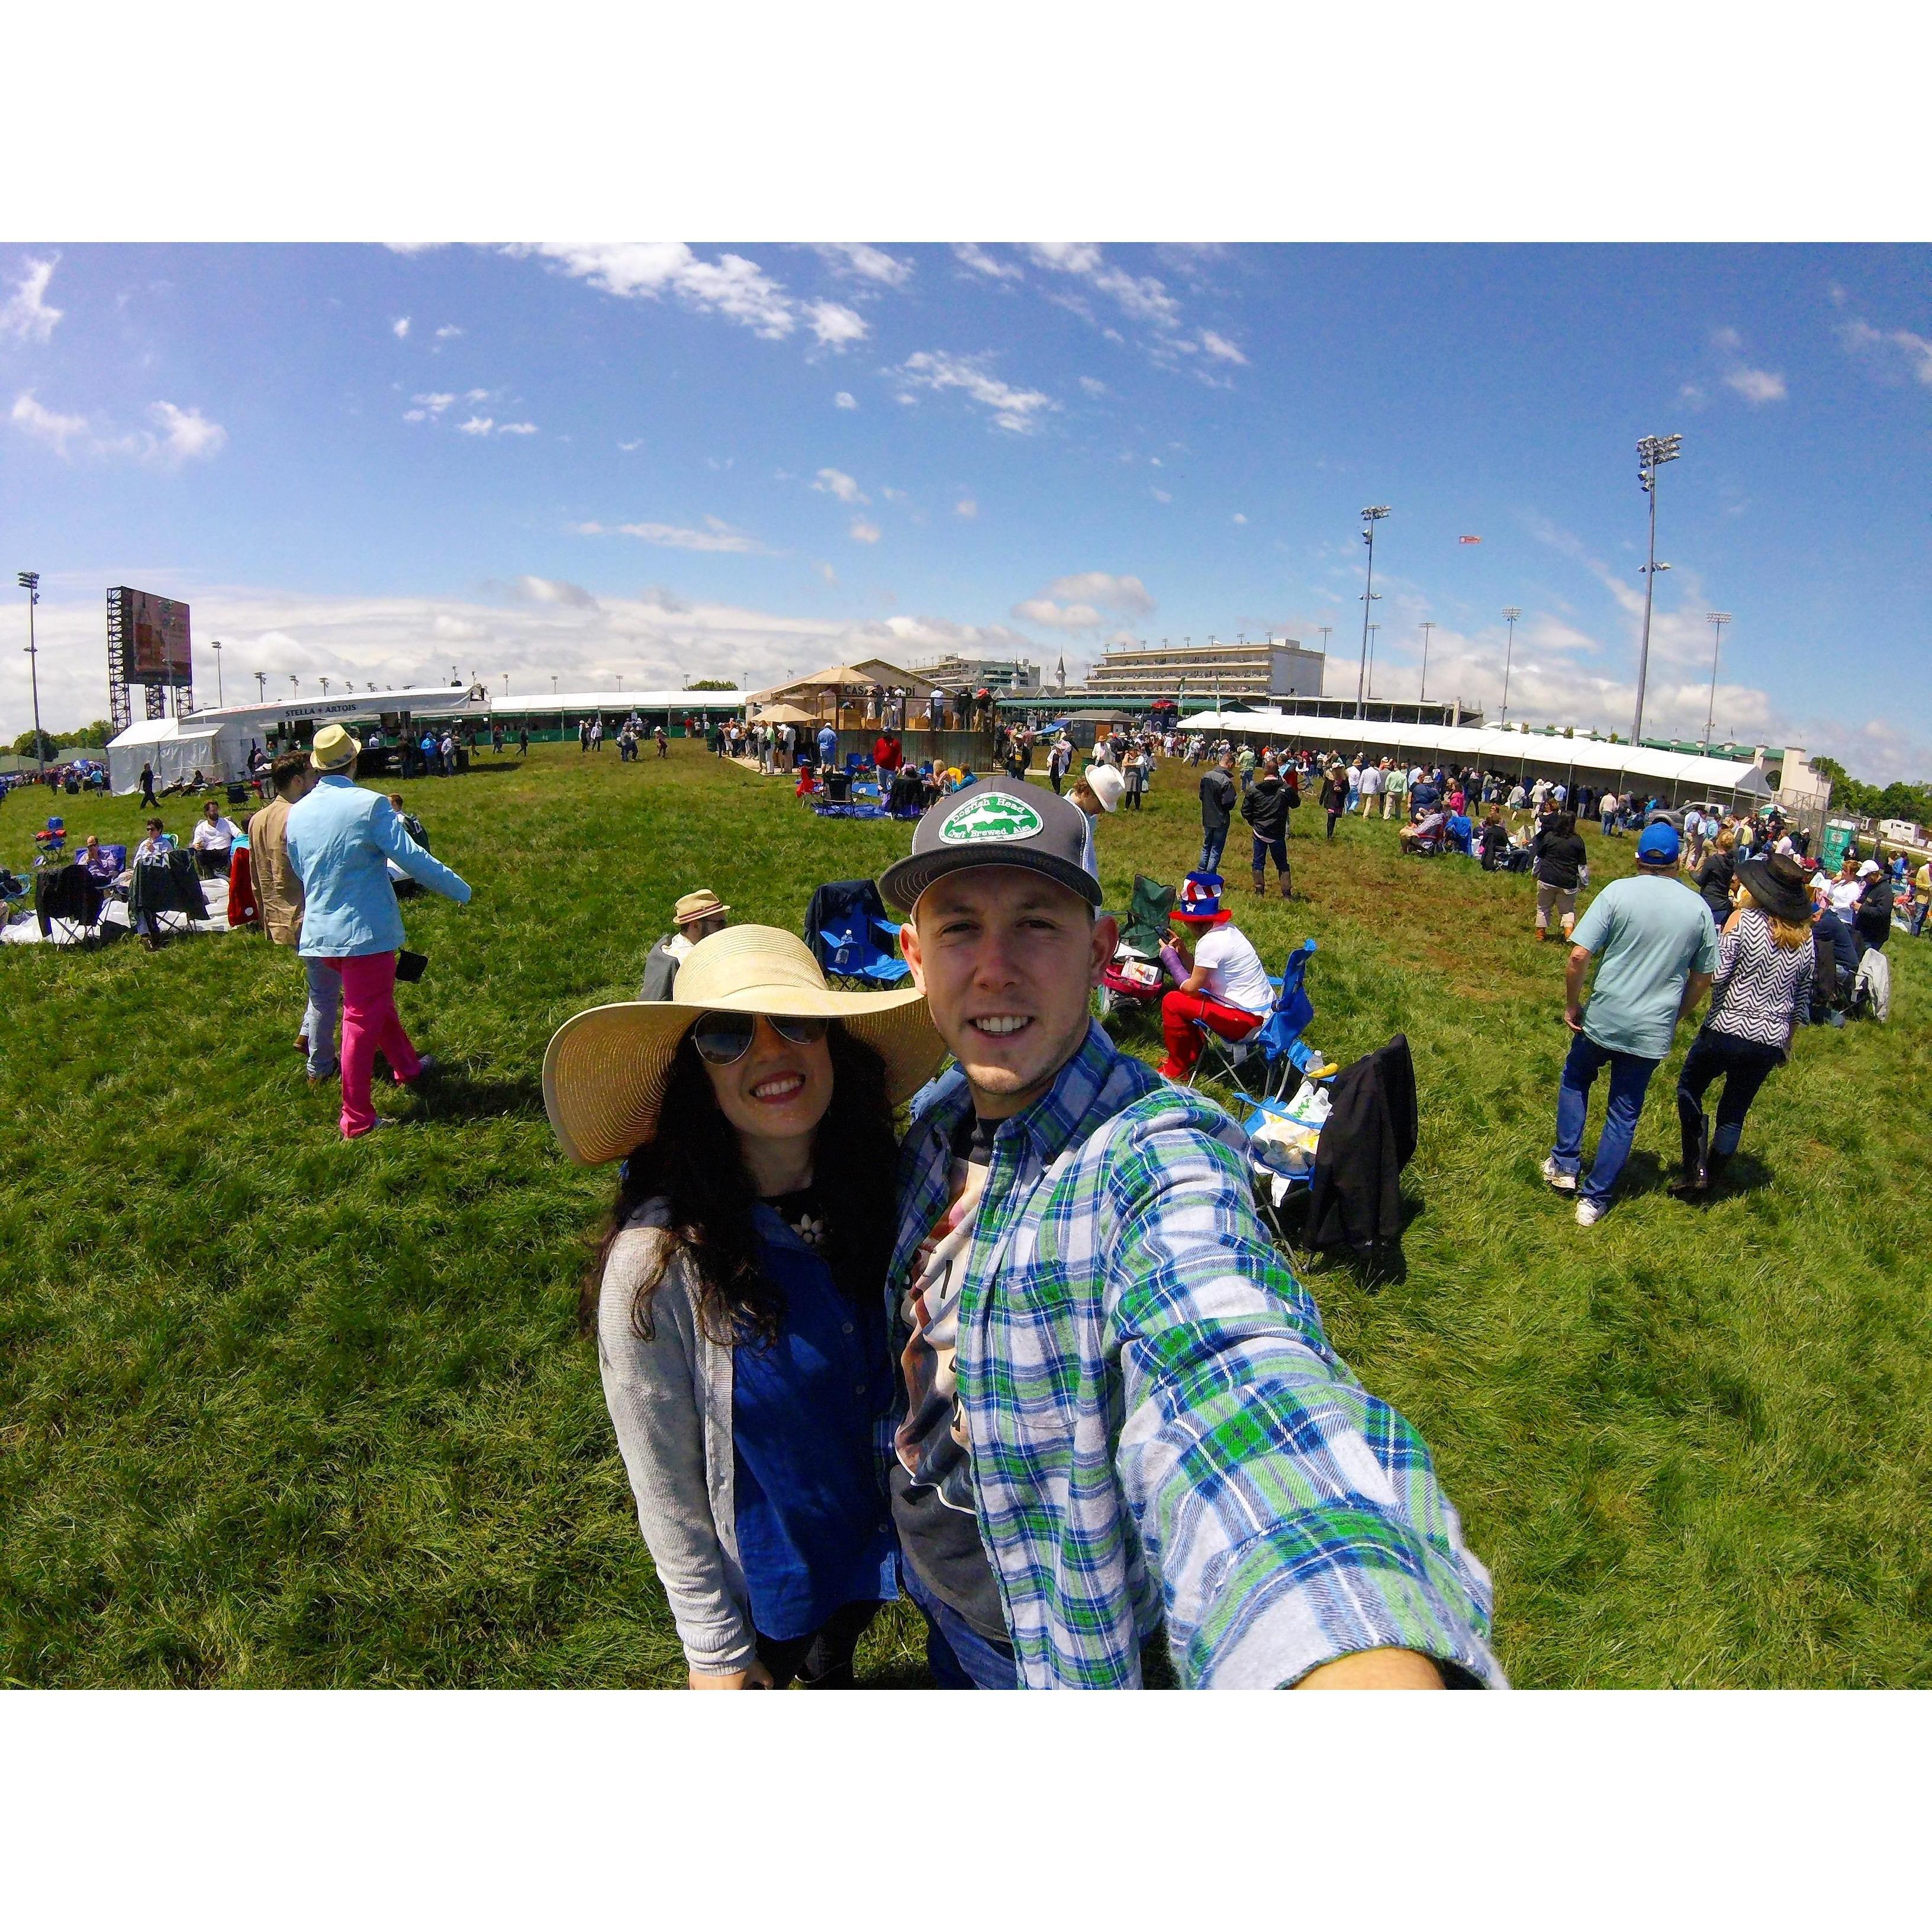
left=597, top=1203, right=754, bottom=1675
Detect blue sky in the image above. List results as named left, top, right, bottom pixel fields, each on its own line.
left=4, top=242, right=1928, bottom=774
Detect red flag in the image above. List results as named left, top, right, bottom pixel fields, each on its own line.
left=1458, top=534, right=1482, bottom=545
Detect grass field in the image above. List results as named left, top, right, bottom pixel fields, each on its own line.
left=4, top=745, right=1928, bottom=1688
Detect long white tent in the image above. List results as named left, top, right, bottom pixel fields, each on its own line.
left=485, top=690, right=746, bottom=717
left=105, top=684, right=493, bottom=795
left=1187, top=709, right=1776, bottom=806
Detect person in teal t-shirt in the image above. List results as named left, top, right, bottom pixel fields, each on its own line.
left=1543, top=821, right=1718, bottom=1225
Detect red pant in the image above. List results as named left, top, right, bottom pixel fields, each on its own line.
left=1160, top=990, right=1262, bottom=1077
left=321, top=951, right=422, bottom=1136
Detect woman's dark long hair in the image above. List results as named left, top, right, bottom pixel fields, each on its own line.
left=579, top=1021, right=900, bottom=1348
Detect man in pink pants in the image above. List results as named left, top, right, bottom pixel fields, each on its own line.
left=284, top=724, right=474, bottom=1139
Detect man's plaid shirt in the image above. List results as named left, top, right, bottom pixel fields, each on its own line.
left=886, top=1022, right=1503, bottom=1689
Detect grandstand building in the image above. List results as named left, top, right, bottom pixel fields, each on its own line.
left=1080, top=635, right=1325, bottom=708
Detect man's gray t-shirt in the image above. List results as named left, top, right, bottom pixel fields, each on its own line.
left=1572, top=873, right=1720, bottom=1060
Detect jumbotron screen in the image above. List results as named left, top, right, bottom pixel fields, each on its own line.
left=110, top=587, right=193, bottom=688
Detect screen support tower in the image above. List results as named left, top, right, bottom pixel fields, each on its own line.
left=107, top=590, right=132, bottom=732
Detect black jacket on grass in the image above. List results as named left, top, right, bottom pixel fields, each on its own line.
left=1304, top=1033, right=1418, bottom=1273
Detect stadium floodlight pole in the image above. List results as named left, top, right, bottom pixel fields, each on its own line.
left=1500, top=608, right=1522, bottom=724
left=1702, top=612, right=1730, bottom=750
left=17, top=572, right=44, bottom=772
left=1418, top=620, right=1435, bottom=703
left=255, top=671, right=267, bottom=703
left=1631, top=432, right=1683, bottom=744
left=1367, top=622, right=1380, bottom=700
left=211, top=639, right=224, bottom=706
left=319, top=675, right=330, bottom=698
left=1355, top=506, right=1389, bottom=720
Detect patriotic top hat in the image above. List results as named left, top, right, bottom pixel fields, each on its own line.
left=1171, top=871, right=1231, bottom=926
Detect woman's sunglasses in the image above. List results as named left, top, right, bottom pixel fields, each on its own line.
left=690, top=1011, right=830, bottom=1066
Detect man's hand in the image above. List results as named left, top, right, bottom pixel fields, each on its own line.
left=1563, top=1000, right=1585, bottom=1033
left=1296, top=1648, right=1445, bottom=1689
left=1679, top=970, right=1714, bottom=1023
left=688, top=1659, right=775, bottom=1690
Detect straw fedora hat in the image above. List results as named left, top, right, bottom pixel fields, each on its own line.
left=542, top=924, right=945, bottom=1165
left=311, top=723, right=362, bottom=771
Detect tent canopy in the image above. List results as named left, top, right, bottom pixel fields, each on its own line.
left=1187, top=709, right=1780, bottom=802
left=105, top=717, right=242, bottom=796
left=746, top=657, right=941, bottom=706
left=748, top=702, right=818, bottom=724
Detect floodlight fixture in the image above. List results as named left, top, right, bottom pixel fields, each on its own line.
left=1501, top=608, right=1522, bottom=724
left=1631, top=432, right=1685, bottom=743
left=1355, top=505, right=1391, bottom=719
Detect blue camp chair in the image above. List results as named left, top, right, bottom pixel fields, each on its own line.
left=804, top=878, right=911, bottom=988
left=1192, top=938, right=1322, bottom=1100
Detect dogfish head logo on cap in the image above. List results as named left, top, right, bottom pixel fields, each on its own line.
left=939, top=791, right=1044, bottom=845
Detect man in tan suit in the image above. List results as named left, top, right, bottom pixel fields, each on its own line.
left=249, top=754, right=339, bottom=1084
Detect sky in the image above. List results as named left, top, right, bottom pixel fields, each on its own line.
left=2, top=242, right=1928, bottom=776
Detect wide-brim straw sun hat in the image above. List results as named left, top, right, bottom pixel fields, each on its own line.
left=542, top=923, right=944, bottom=1165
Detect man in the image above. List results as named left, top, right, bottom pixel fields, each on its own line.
left=654, top=724, right=669, bottom=759
left=1236, top=742, right=1257, bottom=795
left=189, top=798, right=243, bottom=878
left=875, top=777, right=1500, bottom=1689
left=1344, top=758, right=1361, bottom=812
left=1046, top=735, right=1071, bottom=796
left=285, top=724, right=473, bottom=1140
left=874, top=727, right=903, bottom=776
left=1067, top=763, right=1122, bottom=880
left=139, top=761, right=158, bottom=808
left=1358, top=758, right=1383, bottom=816
left=1197, top=751, right=1237, bottom=874
left=1852, top=858, right=1894, bottom=960
left=816, top=722, right=839, bottom=772
left=1383, top=758, right=1406, bottom=819
left=249, top=754, right=339, bottom=1086
left=1544, top=821, right=1717, bottom=1226
left=1809, top=891, right=1858, bottom=1026
left=1239, top=757, right=1292, bottom=897
left=636, top=888, right=730, bottom=1000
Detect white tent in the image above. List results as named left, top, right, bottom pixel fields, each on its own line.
left=106, top=716, right=248, bottom=795
left=1187, top=710, right=1775, bottom=806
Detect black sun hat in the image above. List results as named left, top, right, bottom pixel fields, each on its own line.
left=878, top=776, right=1102, bottom=913
left=1735, top=851, right=1812, bottom=925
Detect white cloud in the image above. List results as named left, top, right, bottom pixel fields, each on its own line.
left=617, top=438, right=643, bottom=451
left=1078, top=375, right=1107, bottom=397
left=833, top=390, right=857, bottom=410
left=1151, top=487, right=1173, bottom=504
left=10, top=390, right=89, bottom=455
left=578, top=519, right=764, bottom=553
left=1200, top=329, right=1248, bottom=365
left=954, top=498, right=977, bottom=519
left=1013, top=598, right=1103, bottom=629
left=1725, top=366, right=1786, bottom=404
left=392, top=315, right=411, bottom=339
left=812, top=243, right=912, bottom=287
left=2, top=257, right=63, bottom=343
left=1232, top=512, right=1248, bottom=524
left=819, top=562, right=838, bottom=584
left=813, top=467, right=866, bottom=504
left=508, top=575, right=598, bottom=608
left=435, top=323, right=464, bottom=340
left=1025, top=244, right=1181, bottom=331
left=1043, top=572, right=1154, bottom=614
left=1837, top=315, right=1932, bottom=388
left=899, top=349, right=1055, bottom=433
left=526, top=242, right=798, bottom=342
left=849, top=519, right=881, bottom=544
left=497, top=420, right=538, bottom=434
left=1712, top=326, right=1744, bottom=353
left=952, top=244, right=1023, bottom=282
left=149, top=401, right=227, bottom=463
left=11, top=390, right=223, bottom=466
left=411, top=392, right=458, bottom=416
left=805, top=300, right=868, bottom=348
left=458, top=416, right=495, bottom=434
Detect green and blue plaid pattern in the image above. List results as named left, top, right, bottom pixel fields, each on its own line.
left=887, top=1022, right=1503, bottom=1689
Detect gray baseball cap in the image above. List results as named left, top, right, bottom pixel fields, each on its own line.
left=878, top=776, right=1102, bottom=913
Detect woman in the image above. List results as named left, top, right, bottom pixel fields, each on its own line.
left=1672, top=852, right=1814, bottom=1199
left=1320, top=762, right=1350, bottom=840
left=547, top=925, right=944, bottom=1689
left=1695, top=826, right=1737, bottom=929
left=1531, top=810, right=1588, bottom=942
left=1478, top=804, right=1511, bottom=871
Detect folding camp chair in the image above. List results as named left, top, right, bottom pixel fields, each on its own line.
left=1192, top=938, right=1325, bottom=1100
left=804, top=878, right=911, bottom=988
left=1097, top=873, right=1175, bottom=1017
left=33, top=816, right=66, bottom=864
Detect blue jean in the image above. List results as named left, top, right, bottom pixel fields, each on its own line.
left=1550, top=1030, right=1661, bottom=1207
left=302, top=953, right=342, bottom=1078
left=1199, top=824, right=1228, bottom=874
left=900, top=1561, right=1019, bottom=1690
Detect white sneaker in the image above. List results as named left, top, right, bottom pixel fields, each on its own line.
left=1541, top=1157, right=1577, bottom=1193
left=1574, top=1197, right=1605, bottom=1227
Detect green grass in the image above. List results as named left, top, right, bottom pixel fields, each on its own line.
left=2, top=746, right=1927, bottom=1686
